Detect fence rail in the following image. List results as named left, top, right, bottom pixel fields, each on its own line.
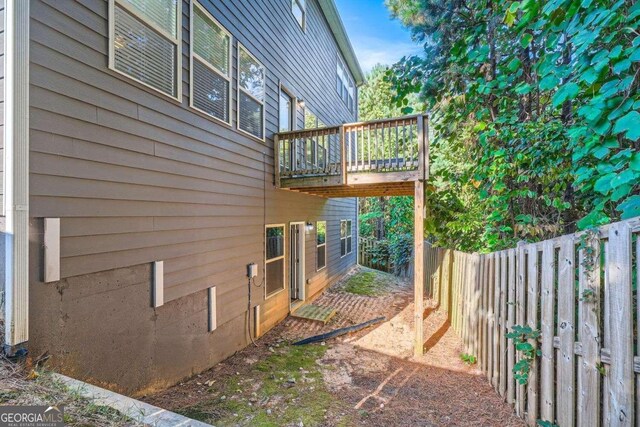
left=424, top=217, right=640, bottom=427
left=276, top=115, right=428, bottom=182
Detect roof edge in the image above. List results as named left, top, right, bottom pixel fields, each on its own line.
left=318, top=0, right=365, bottom=86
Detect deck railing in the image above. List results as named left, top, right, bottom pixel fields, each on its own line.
left=276, top=115, right=428, bottom=184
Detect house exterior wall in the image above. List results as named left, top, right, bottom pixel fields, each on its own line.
left=26, top=0, right=358, bottom=394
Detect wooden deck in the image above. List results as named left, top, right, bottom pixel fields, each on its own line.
left=275, top=115, right=429, bottom=198
left=276, top=115, right=429, bottom=357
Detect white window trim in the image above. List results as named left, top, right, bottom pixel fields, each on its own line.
left=291, top=0, right=306, bottom=31
left=237, top=43, right=266, bottom=142
left=265, top=224, right=286, bottom=299
left=108, top=0, right=183, bottom=102
left=279, top=83, right=297, bottom=133
left=336, top=54, right=354, bottom=112
left=340, top=219, right=353, bottom=258
left=317, top=221, right=327, bottom=271
left=189, top=0, right=233, bottom=126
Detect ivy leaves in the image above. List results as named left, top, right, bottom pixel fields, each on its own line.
left=385, top=0, right=639, bottom=250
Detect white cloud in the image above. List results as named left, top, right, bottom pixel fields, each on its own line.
left=352, top=36, right=423, bottom=72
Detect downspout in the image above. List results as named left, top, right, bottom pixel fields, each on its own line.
left=3, top=0, right=30, bottom=354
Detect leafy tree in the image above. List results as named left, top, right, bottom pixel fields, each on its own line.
left=358, top=65, right=418, bottom=271
left=385, top=0, right=640, bottom=252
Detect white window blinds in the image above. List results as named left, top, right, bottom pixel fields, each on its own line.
left=111, top=0, right=180, bottom=99
left=238, top=45, right=266, bottom=139
left=190, top=2, right=232, bottom=123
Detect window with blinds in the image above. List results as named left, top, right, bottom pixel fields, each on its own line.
left=190, top=1, right=232, bottom=123
left=317, top=221, right=327, bottom=271
left=266, top=225, right=285, bottom=297
left=110, top=0, right=180, bottom=99
left=238, top=45, right=266, bottom=140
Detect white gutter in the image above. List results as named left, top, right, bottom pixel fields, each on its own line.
left=3, top=0, right=30, bottom=352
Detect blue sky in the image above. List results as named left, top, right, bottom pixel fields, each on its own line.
left=334, top=0, right=423, bottom=73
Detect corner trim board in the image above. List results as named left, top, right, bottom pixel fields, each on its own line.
left=3, top=0, right=30, bottom=348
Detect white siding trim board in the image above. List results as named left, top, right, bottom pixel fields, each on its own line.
left=3, top=0, right=30, bottom=350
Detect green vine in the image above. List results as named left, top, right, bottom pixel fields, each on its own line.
left=506, top=325, right=541, bottom=385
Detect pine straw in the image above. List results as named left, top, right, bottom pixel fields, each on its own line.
left=0, top=320, right=140, bottom=426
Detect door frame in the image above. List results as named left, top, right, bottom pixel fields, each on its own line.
left=289, top=221, right=306, bottom=311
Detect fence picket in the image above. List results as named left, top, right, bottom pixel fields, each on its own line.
left=516, top=243, right=527, bottom=417
left=420, top=217, right=640, bottom=427
left=507, top=248, right=516, bottom=406
left=540, top=240, right=555, bottom=423
left=526, top=244, right=539, bottom=426
left=557, top=238, right=576, bottom=427
left=492, top=252, right=501, bottom=390
left=608, top=222, right=634, bottom=427
left=577, top=235, right=601, bottom=427
left=500, top=250, right=508, bottom=398
left=487, top=254, right=495, bottom=384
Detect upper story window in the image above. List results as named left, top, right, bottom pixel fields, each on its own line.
left=279, top=88, right=294, bottom=132
left=292, top=0, right=306, bottom=29
left=304, top=108, right=317, bottom=129
left=340, top=219, right=353, bottom=257
left=110, top=0, right=181, bottom=100
left=336, top=57, right=355, bottom=112
left=190, top=1, right=232, bottom=124
left=238, top=44, right=266, bottom=140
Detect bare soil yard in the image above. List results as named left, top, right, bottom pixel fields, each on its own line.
left=0, top=326, right=139, bottom=426
left=144, top=267, right=523, bottom=426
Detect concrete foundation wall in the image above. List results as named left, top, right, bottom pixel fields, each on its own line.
left=29, top=221, right=249, bottom=395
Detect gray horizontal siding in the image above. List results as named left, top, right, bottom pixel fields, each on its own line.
left=29, top=0, right=358, bottom=332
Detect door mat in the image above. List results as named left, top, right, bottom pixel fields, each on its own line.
left=291, top=304, right=337, bottom=324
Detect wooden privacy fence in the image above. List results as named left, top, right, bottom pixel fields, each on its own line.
left=424, top=217, right=640, bottom=427
left=358, top=237, right=392, bottom=273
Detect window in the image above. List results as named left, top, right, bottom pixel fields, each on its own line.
left=336, top=57, right=355, bottom=112
left=303, top=107, right=327, bottom=169
left=317, top=221, right=327, bottom=271
left=265, top=225, right=285, bottom=297
left=340, top=220, right=352, bottom=257
left=279, top=89, right=294, bottom=132
left=304, top=108, right=319, bottom=129
left=190, top=1, right=232, bottom=123
left=238, top=44, right=266, bottom=140
left=109, top=0, right=181, bottom=99
left=292, top=0, right=306, bottom=29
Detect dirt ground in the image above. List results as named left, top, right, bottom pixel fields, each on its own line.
left=144, top=267, right=524, bottom=426
left=0, top=320, right=139, bottom=426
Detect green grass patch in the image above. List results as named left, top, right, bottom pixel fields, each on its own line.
left=176, top=343, right=342, bottom=427
left=342, top=271, right=394, bottom=296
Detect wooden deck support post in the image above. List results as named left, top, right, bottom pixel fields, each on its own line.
left=414, top=179, right=425, bottom=357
